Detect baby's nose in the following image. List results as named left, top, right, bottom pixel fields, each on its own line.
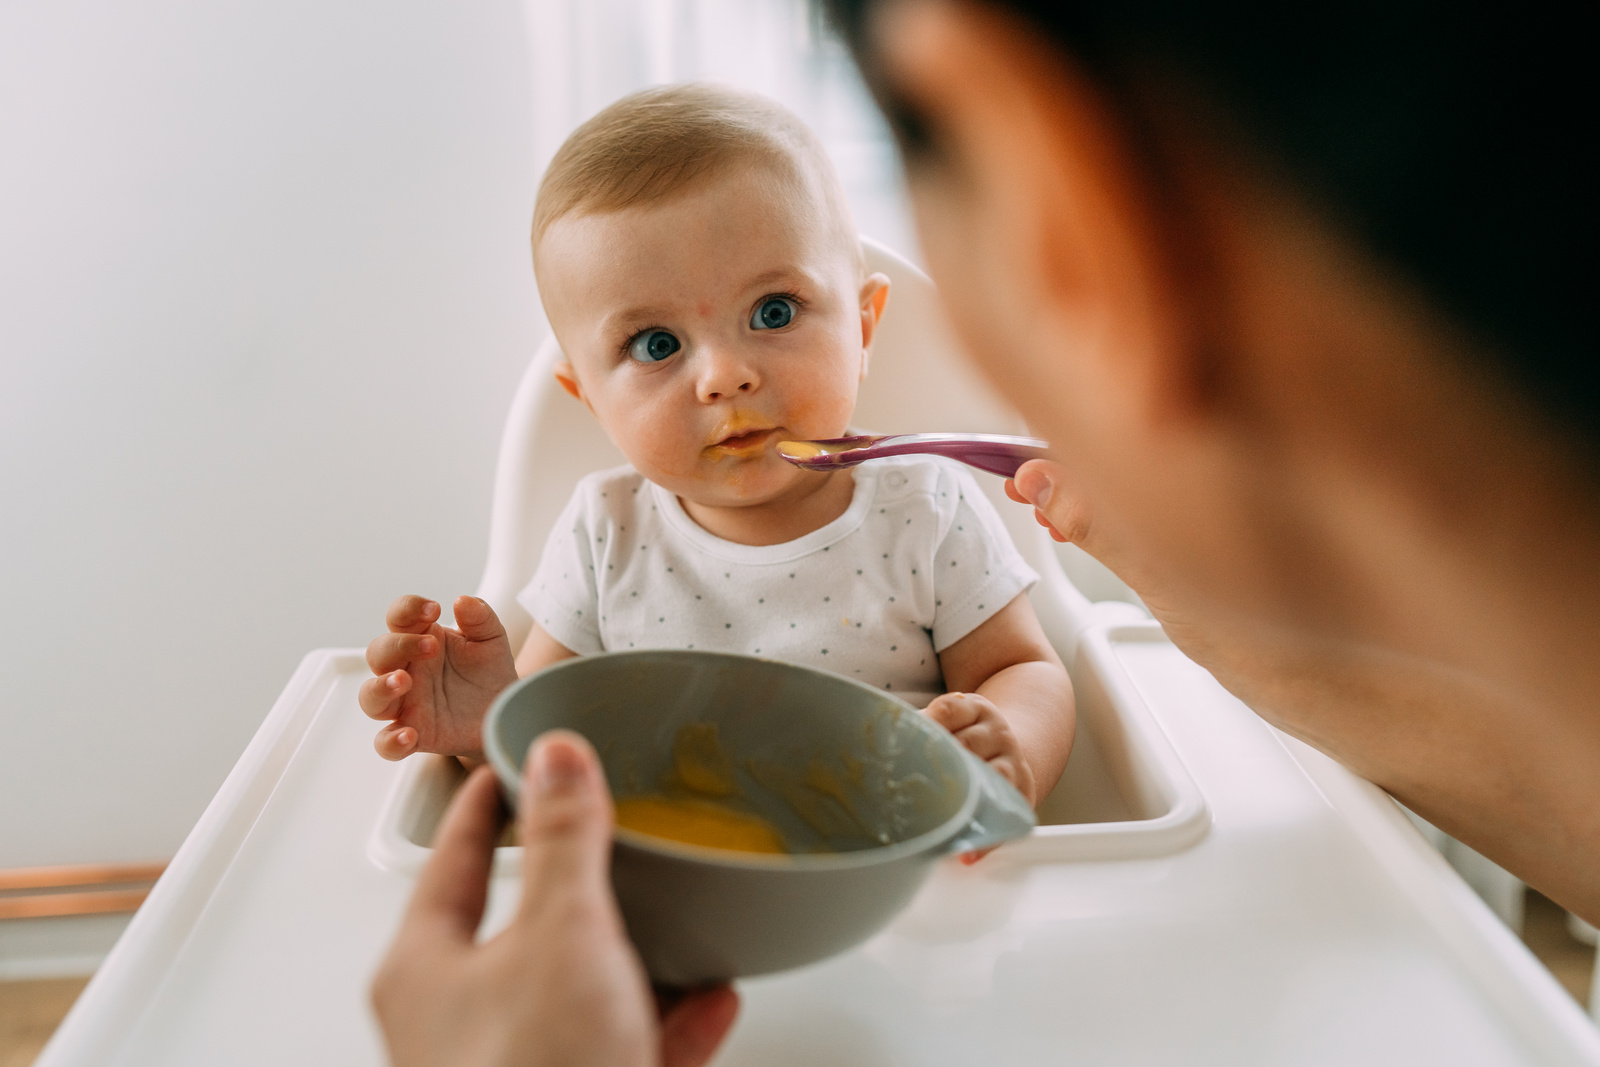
left=696, top=348, right=760, bottom=401
left=704, top=379, right=754, bottom=400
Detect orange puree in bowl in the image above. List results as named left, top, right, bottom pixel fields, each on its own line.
left=614, top=795, right=788, bottom=855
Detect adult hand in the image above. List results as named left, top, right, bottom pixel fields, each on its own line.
left=1008, top=460, right=1155, bottom=601
left=371, top=730, right=740, bottom=1067
left=1006, top=458, right=1261, bottom=712
left=1008, top=458, right=1264, bottom=675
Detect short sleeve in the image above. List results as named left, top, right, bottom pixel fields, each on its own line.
left=516, top=484, right=604, bottom=655
left=930, top=468, right=1039, bottom=651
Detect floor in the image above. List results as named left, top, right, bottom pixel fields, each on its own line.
left=0, top=977, right=88, bottom=1067
left=1523, top=890, right=1596, bottom=1007
left=0, top=893, right=1593, bottom=1065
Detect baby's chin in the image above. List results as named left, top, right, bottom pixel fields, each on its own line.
left=659, top=457, right=822, bottom=511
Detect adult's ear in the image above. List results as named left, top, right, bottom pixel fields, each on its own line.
left=867, top=2, right=1208, bottom=442
left=858, top=272, right=891, bottom=379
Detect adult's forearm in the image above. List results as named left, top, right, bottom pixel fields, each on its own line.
left=1167, top=616, right=1600, bottom=924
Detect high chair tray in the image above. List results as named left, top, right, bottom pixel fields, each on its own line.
left=366, top=618, right=1213, bottom=876
left=39, top=628, right=1600, bottom=1066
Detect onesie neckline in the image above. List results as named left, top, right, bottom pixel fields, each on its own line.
left=652, top=466, right=880, bottom=564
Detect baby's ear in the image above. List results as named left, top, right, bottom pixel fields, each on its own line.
left=869, top=276, right=890, bottom=321
left=859, top=273, right=891, bottom=377
left=553, top=361, right=584, bottom=402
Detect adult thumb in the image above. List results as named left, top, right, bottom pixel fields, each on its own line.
left=1013, top=461, right=1155, bottom=599
left=516, top=730, right=614, bottom=916
left=1012, top=460, right=1093, bottom=546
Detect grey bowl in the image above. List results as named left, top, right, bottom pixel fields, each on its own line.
left=483, top=649, right=1035, bottom=986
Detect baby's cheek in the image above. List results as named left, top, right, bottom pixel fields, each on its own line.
left=607, top=402, right=697, bottom=478
left=785, top=368, right=858, bottom=435
left=638, top=438, right=698, bottom=481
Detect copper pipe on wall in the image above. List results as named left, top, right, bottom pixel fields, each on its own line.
left=0, top=863, right=167, bottom=920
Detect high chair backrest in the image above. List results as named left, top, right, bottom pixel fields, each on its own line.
left=476, top=237, right=1094, bottom=651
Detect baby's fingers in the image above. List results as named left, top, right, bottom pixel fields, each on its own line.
left=359, top=670, right=411, bottom=721
left=384, top=595, right=442, bottom=635
left=958, top=737, right=1032, bottom=811
left=375, top=722, right=420, bottom=761
left=366, top=631, right=439, bottom=676
left=923, top=692, right=984, bottom=733
left=951, top=717, right=1011, bottom=760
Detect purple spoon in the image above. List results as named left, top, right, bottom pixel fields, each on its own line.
left=776, top=433, right=1049, bottom=479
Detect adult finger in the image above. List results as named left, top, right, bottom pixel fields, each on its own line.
left=516, top=731, right=614, bottom=920
left=1036, top=508, right=1069, bottom=542
left=399, top=765, right=503, bottom=946
left=1007, top=471, right=1069, bottom=541
left=453, top=595, right=508, bottom=644
left=385, top=595, right=442, bottom=634
left=366, top=632, right=438, bottom=675
left=660, top=986, right=741, bottom=1067
left=358, top=670, right=410, bottom=720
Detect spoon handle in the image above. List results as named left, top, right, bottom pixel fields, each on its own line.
left=786, top=433, right=1049, bottom=478
left=864, top=434, right=1049, bottom=478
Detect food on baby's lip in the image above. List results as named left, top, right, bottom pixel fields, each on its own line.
left=614, top=794, right=788, bottom=854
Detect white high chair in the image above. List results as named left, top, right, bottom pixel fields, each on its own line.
left=43, top=244, right=1600, bottom=1067
left=475, top=236, right=1115, bottom=659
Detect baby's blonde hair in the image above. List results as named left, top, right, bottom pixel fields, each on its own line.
left=532, top=83, right=858, bottom=263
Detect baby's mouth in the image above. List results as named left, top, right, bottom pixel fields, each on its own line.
left=708, top=427, right=778, bottom=455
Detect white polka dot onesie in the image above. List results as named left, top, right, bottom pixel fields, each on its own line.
left=518, top=456, right=1038, bottom=708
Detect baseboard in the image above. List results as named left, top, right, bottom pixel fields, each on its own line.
left=0, top=913, right=132, bottom=980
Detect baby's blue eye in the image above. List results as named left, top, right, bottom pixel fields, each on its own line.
left=751, top=296, right=796, bottom=331
left=628, top=329, right=681, bottom=363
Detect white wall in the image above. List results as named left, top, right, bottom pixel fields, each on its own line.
left=520, top=0, right=917, bottom=252
left=0, top=0, right=542, bottom=868
left=0, top=0, right=915, bottom=879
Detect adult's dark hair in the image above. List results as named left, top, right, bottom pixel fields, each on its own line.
left=824, top=1, right=1595, bottom=458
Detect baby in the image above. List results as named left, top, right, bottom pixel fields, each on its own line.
left=359, top=85, right=1074, bottom=806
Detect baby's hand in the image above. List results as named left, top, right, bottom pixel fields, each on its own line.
left=359, top=595, right=519, bottom=762
left=923, top=692, right=1038, bottom=807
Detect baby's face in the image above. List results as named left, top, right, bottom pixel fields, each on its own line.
left=537, top=164, right=886, bottom=510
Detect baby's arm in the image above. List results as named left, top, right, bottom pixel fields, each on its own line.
left=360, top=596, right=576, bottom=763
left=927, top=594, right=1075, bottom=807
left=513, top=620, right=580, bottom=677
